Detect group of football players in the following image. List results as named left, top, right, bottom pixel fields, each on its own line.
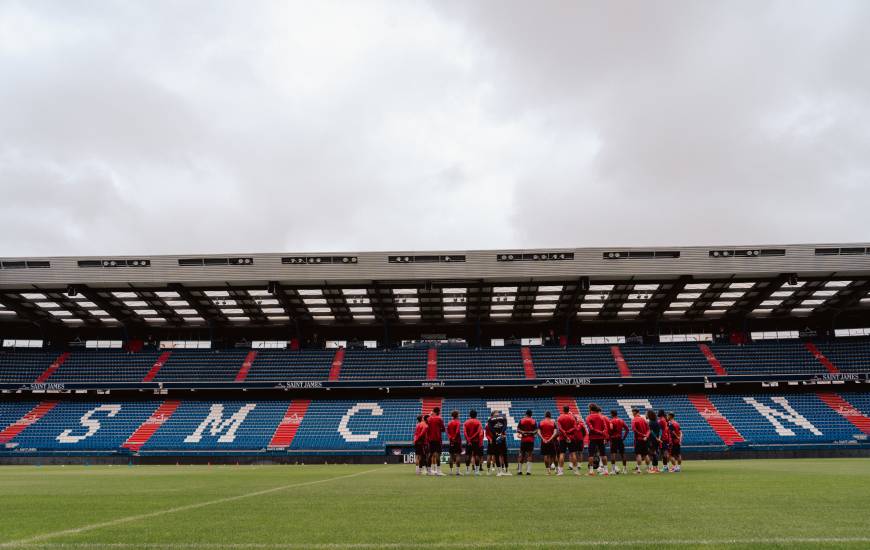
left=413, top=404, right=683, bottom=476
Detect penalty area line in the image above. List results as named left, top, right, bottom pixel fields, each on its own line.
left=3, top=538, right=870, bottom=549
left=0, top=468, right=382, bottom=549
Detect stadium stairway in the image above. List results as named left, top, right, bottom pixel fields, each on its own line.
left=234, top=351, right=258, bottom=382
left=268, top=400, right=311, bottom=449
left=521, top=347, right=536, bottom=379
left=687, top=395, right=744, bottom=445
left=421, top=397, right=442, bottom=415
left=805, top=342, right=839, bottom=374
left=0, top=401, right=58, bottom=444
left=426, top=348, right=438, bottom=380
left=122, top=400, right=181, bottom=451
left=143, top=351, right=172, bottom=382
left=817, top=393, right=870, bottom=434
left=698, top=344, right=727, bottom=375
left=35, top=352, right=70, bottom=383
left=610, top=346, right=633, bottom=377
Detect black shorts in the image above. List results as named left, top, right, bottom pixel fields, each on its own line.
left=541, top=441, right=557, bottom=456
left=660, top=441, right=670, bottom=452
left=634, top=439, right=648, bottom=456
left=428, top=440, right=442, bottom=454
left=588, top=440, right=606, bottom=456
left=671, top=443, right=681, bottom=456
left=466, top=441, right=482, bottom=456
left=520, top=440, right=534, bottom=454
left=490, top=439, right=508, bottom=456
left=560, top=439, right=581, bottom=454
left=648, top=439, right=660, bottom=455
left=485, top=441, right=493, bottom=455
left=449, top=439, right=462, bottom=454
left=414, top=442, right=428, bottom=457
left=609, top=439, right=625, bottom=454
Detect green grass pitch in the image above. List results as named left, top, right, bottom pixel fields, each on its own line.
left=1, top=459, right=869, bottom=549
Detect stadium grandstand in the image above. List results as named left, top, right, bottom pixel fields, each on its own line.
left=1, top=243, right=870, bottom=463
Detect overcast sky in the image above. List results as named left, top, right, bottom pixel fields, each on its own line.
left=1, top=1, right=869, bottom=257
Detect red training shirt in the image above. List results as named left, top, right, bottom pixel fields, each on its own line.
left=539, top=418, right=556, bottom=442
left=658, top=418, right=671, bottom=443
left=631, top=416, right=650, bottom=441
left=585, top=413, right=609, bottom=441
left=670, top=420, right=682, bottom=444
left=427, top=414, right=445, bottom=442
left=608, top=417, right=629, bottom=441
left=463, top=418, right=483, bottom=445
left=446, top=418, right=461, bottom=442
left=518, top=417, right=537, bottom=443
left=414, top=422, right=428, bottom=443
left=557, top=413, right=576, bottom=441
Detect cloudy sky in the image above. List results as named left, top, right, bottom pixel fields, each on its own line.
left=1, top=0, right=869, bottom=256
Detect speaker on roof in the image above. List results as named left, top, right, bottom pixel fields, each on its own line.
left=787, top=273, right=799, bottom=286
left=67, top=285, right=78, bottom=297
left=267, top=281, right=278, bottom=295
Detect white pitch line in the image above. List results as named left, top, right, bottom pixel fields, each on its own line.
left=4, top=538, right=870, bottom=549
left=0, top=468, right=382, bottom=549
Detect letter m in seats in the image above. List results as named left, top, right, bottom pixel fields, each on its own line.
left=184, top=403, right=257, bottom=443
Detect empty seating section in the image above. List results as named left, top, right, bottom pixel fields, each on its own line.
left=4, top=393, right=865, bottom=454
left=710, top=394, right=860, bottom=444
left=842, top=393, right=870, bottom=416
left=1, top=340, right=870, bottom=385
left=143, top=401, right=289, bottom=451
left=154, top=350, right=250, bottom=382
left=340, top=349, right=427, bottom=380
left=246, top=350, right=334, bottom=381
left=618, top=344, right=713, bottom=376
left=52, top=351, right=161, bottom=383
left=7, top=402, right=157, bottom=451
left=0, top=351, right=54, bottom=383
left=531, top=346, right=620, bottom=378
left=291, top=399, right=420, bottom=451
left=437, top=348, right=524, bottom=379
left=708, top=341, right=824, bottom=375
left=0, top=401, right=37, bottom=429
left=814, top=340, right=870, bottom=373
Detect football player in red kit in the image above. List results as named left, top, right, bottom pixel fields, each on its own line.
left=516, top=409, right=537, bottom=475
left=608, top=409, right=630, bottom=475
left=657, top=409, right=671, bottom=473
left=463, top=409, right=484, bottom=475
left=538, top=411, right=558, bottom=475
left=667, top=411, right=683, bottom=472
left=585, top=403, right=610, bottom=476
left=631, top=408, right=651, bottom=474
left=557, top=406, right=580, bottom=476
left=413, top=415, right=428, bottom=475
left=427, top=407, right=446, bottom=476
left=446, top=410, right=463, bottom=476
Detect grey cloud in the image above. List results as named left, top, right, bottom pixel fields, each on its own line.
left=1, top=1, right=869, bottom=257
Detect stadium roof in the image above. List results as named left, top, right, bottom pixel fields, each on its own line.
left=1, top=243, right=870, bottom=329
